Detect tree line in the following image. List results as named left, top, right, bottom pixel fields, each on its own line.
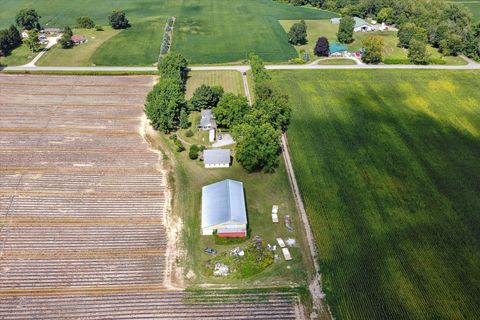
left=276, top=0, right=480, bottom=61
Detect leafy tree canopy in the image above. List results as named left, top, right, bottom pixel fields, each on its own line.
left=314, top=36, right=330, bottom=56
left=362, top=36, right=384, bottom=64
left=212, top=93, right=249, bottom=128
left=288, top=20, right=307, bottom=45
left=76, top=16, right=95, bottom=29
left=232, top=123, right=281, bottom=173
left=15, top=8, right=41, bottom=30
left=189, top=84, right=224, bottom=111
left=337, top=16, right=355, bottom=44
left=109, top=11, right=130, bottom=29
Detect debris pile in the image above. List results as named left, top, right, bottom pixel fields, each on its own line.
left=284, top=215, right=293, bottom=231
left=213, top=262, right=229, bottom=276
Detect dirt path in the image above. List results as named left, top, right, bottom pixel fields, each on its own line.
left=281, top=134, right=329, bottom=318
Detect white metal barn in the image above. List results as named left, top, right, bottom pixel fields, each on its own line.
left=204, top=149, right=231, bottom=168
left=201, top=179, right=247, bottom=237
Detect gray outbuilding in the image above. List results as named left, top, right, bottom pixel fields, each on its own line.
left=203, top=149, right=231, bottom=168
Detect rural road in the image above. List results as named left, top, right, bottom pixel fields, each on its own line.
left=1, top=59, right=480, bottom=72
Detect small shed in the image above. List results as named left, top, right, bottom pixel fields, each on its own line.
left=330, top=18, right=341, bottom=24
left=201, top=179, right=247, bottom=237
left=282, top=248, right=292, bottom=261
left=204, top=149, right=230, bottom=168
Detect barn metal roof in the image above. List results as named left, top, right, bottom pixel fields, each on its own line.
left=201, top=179, right=247, bottom=229
left=204, top=149, right=230, bottom=165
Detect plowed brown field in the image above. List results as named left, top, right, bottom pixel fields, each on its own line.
left=0, top=74, right=299, bottom=319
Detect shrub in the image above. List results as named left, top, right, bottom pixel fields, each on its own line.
left=175, top=139, right=185, bottom=152
left=76, top=16, right=95, bottom=29
left=95, top=25, right=104, bottom=31
left=185, top=129, right=194, bottom=137
left=189, top=145, right=199, bottom=160
left=288, top=57, right=306, bottom=64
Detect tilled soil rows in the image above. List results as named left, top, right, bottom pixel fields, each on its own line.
left=0, top=74, right=298, bottom=319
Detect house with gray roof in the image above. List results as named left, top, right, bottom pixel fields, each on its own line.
left=331, top=17, right=375, bottom=32
left=353, top=17, right=375, bottom=32
left=204, top=149, right=231, bottom=168
left=198, top=109, right=217, bottom=131
left=201, top=179, right=247, bottom=237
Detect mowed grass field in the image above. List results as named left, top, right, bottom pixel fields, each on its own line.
left=271, top=70, right=480, bottom=319
left=0, top=0, right=335, bottom=65
left=185, top=71, right=244, bottom=98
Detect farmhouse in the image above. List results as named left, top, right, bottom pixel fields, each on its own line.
left=204, top=149, right=231, bottom=168
left=353, top=17, right=375, bottom=32
left=71, top=35, right=87, bottom=44
left=198, top=109, right=216, bottom=131
left=201, top=179, right=247, bottom=237
left=43, top=27, right=61, bottom=35
left=331, top=17, right=375, bottom=32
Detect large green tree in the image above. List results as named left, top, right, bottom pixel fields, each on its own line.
left=397, top=23, right=428, bottom=48
left=408, top=39, right=430, bottom=64
left=108, top=11, right=130, bottom=29
left=189, top=84, right=224, bottom=111
left=24, top=29, right=40, bottom=52
left=232, top=122, right=281, bottom=173
left=254, top=93, right=292, bottom=132
left=158, top=52, right=188, bottom=81
left=362, top=36, right=384, bottom=64
left=76, top=16, right=95, bottom=29
left=337, top=16, right=355, bottom=44
left=212, top=93, right=249, bottom=128
left=145, top=78, right=185, bottom=133
left=0, top=26, right=22, bottom=56
left=288, top=20, right=307, bottom=45
left=15, top=9, right=41, bottom=30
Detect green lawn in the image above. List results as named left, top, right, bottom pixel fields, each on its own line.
left=152, top=131, right=312, bottom=288
left=316, top=58, right=356, bottom=65
left=280, top=20, right=467, bottom=65
left=0, top=43, right=44, bottom=66
left=186, top=71, right=244, bottom=98
left=37, top=27, right=120, bottom=66
left=0, top=0, right=336, bottom=65
left=271, top=70, right=480, bottom=319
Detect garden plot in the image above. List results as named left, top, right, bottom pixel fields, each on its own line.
left=0, top=74, right=299, bottom=319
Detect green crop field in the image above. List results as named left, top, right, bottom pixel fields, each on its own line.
left=0, top=0, right=335, bottom=65
left=271, top=70, right=480, bottom=319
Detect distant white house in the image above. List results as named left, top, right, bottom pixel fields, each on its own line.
left=330, top=16, right=375, bottom=32
left=353, top=17, right=375, bottom=32
left=201, top=179, right=247, bottom=237
left=198, top=109, right=216, bottom=131
left=204, top=149, right=230, bottom=168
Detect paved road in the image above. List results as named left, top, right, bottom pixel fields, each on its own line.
left=2, top=59, right=479, bottom=72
